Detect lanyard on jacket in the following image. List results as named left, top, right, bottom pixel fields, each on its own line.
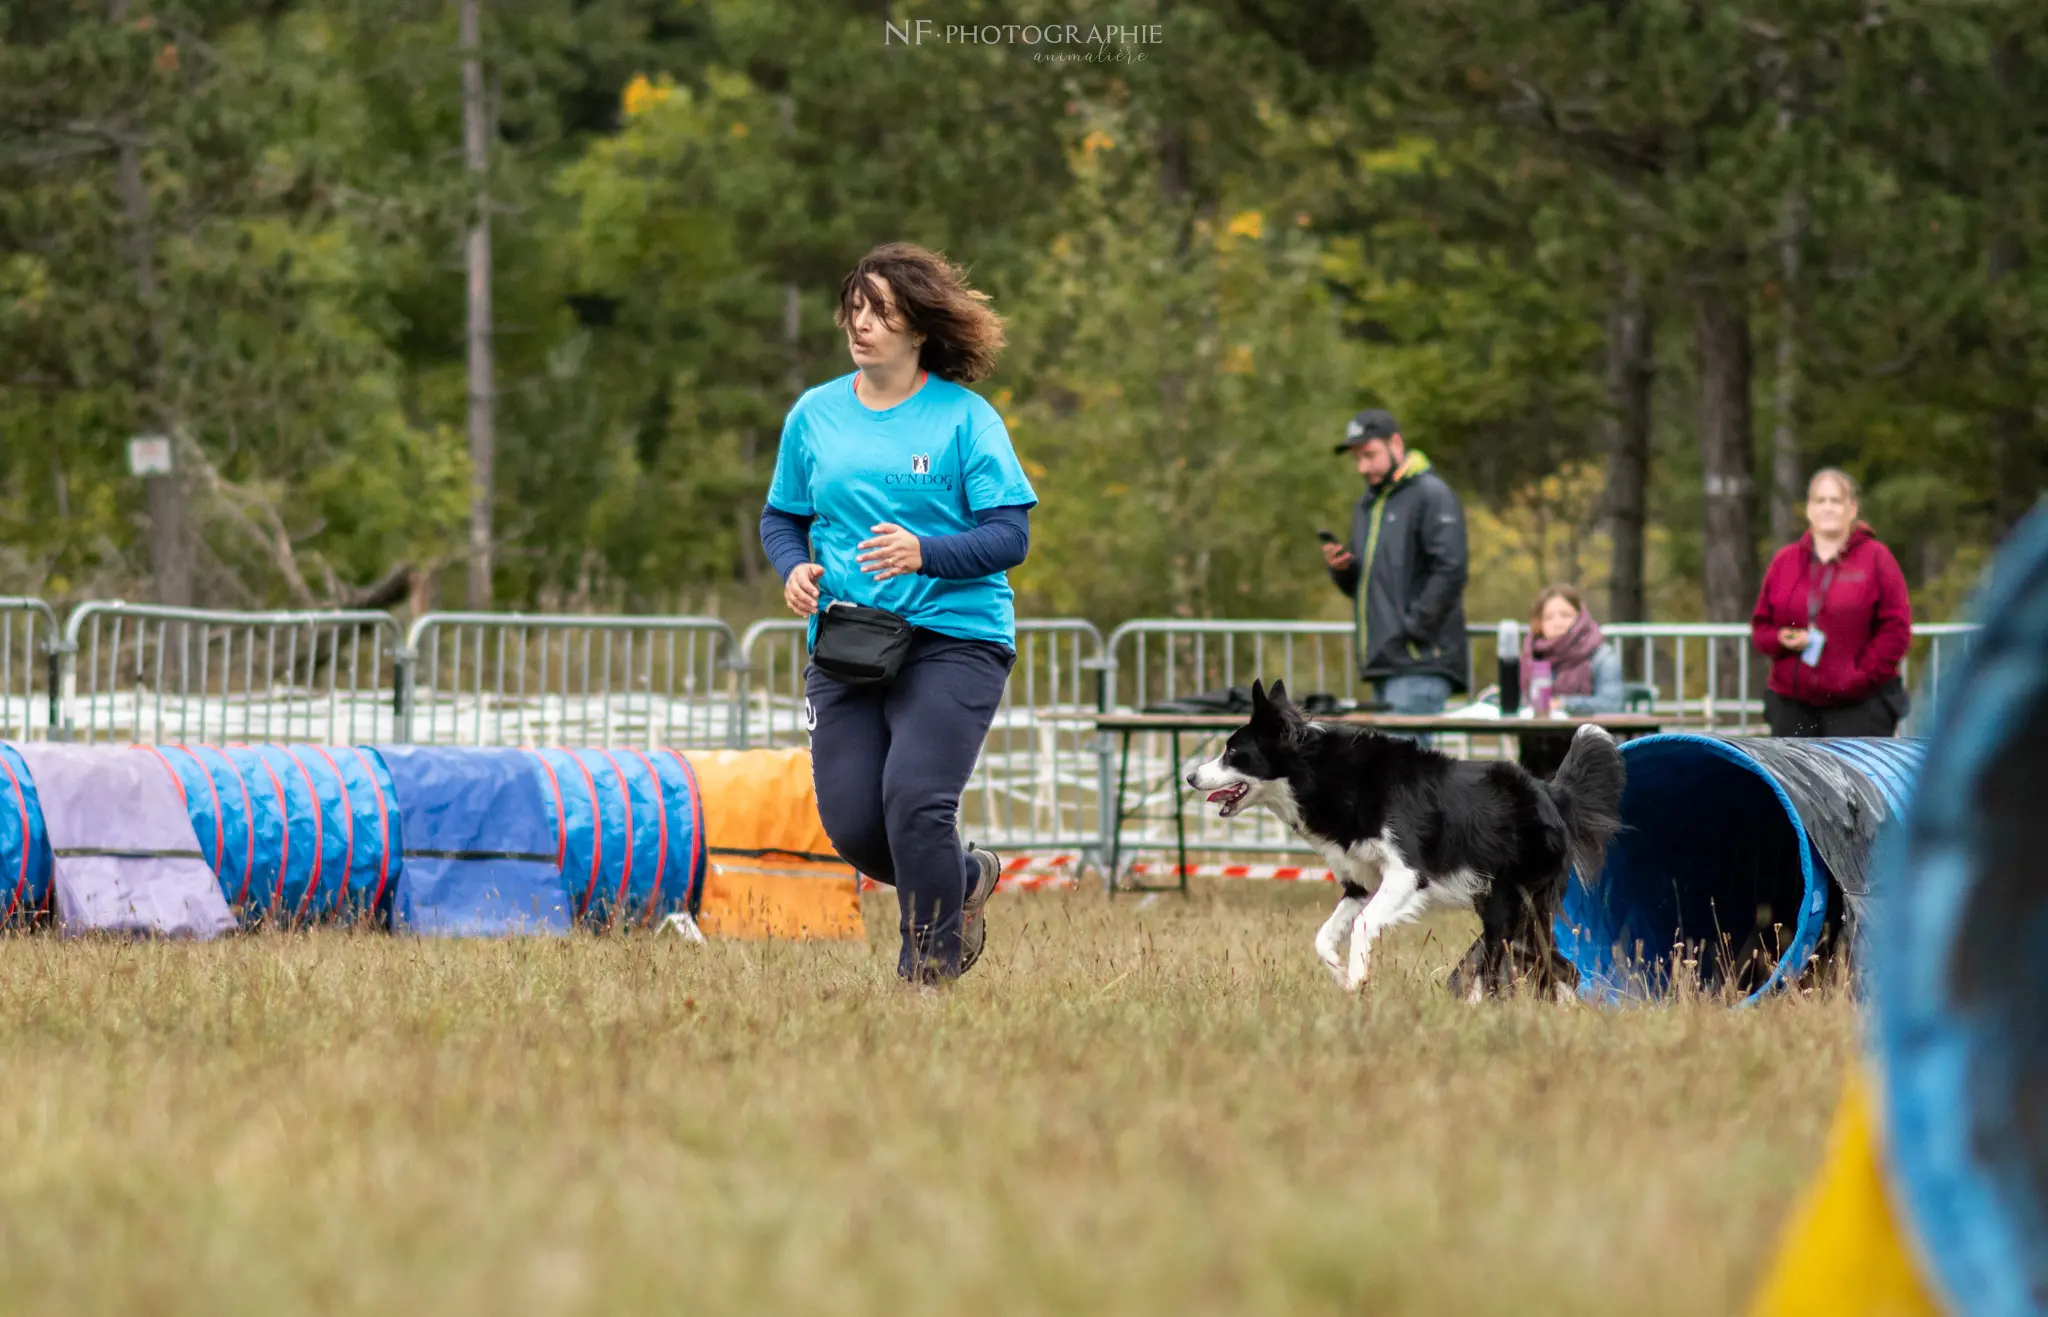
left=1807, top=555, right=1839, bottom=625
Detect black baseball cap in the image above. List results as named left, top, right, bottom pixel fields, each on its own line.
left=1334, top=408, right=1399, bottom=454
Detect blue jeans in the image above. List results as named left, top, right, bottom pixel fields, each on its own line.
left=805, top=631, right=1014, bottom=981
left=1379, top=674, right=1452, bottom=714
left=1377, top=673, right=1452, bottom=747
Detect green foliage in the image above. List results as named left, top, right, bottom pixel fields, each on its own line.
left=1, top=0, right=2037, bottom=623
left=1004, top=132, right=1367, bottom=624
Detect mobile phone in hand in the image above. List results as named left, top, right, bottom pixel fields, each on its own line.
left=1316, top=529, right=1340, bottom=544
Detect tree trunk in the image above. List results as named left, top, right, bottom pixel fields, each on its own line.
left=110, top=0, right=191, bottom=607
left=461, top=0, right=495, bottom=610
left=1695, top=272, right=1761, bottom=716
left=1602, top=270, right=1653, bottom=622
left=1695, top=271, right=1760, bottom=710
left=1985, top=40, right=2040, bottom=533
left=1768, top=196, right=1803, bottom=546
left=1695, top=280, right=1759, bottom=626
left=1768, top=101, right=1804, bottom=546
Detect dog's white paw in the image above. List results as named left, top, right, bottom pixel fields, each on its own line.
left=1344, top=946, right=1371, bottom=994
left=1315, top=939, right=1349, bottom=988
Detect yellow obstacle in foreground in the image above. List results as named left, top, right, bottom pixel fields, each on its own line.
left=1747, top=1070, right=1943, bottom=1317
left=687, top=747, right=865, bottom=941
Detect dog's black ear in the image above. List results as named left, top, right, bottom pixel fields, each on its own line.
left=1268, top=678, right=1290, bottom=707
left=1249, top=677, right=1280, bottom=729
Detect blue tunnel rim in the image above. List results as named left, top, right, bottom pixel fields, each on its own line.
left=1869, top=510, right=2048, bottom=1317
left=1563, top=730, right=1827, bottom=1008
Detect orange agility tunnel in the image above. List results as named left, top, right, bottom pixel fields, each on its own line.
left=686, top=747, right=864, bottom=941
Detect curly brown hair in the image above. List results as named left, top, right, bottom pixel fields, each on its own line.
left=835, top=242, right=1007, bottom=384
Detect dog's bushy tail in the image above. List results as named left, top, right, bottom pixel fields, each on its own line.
left=1548, top=724, right=1626, bottom=886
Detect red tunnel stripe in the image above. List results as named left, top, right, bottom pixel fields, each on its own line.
left=2, top=753, right=30, bottom=922
left=522, top=748, right=568, bottom=867
left=206, top=746, right=259, bottom=906
left=232, top=744, right=293, bottom=919
left=594, top=749, right=636, bottom=922
left=282, top=748, right=328, bottom=924
left=349, top=748, right=395, bottom=914
left=164, top=746, right=226, bottom=873
left=136, top=744, right=187, bottom=807
left=310, top=746, right=357, bottom=914
left=565, top=749, right=603, bottom=920
left=626, top=748, right=669, bottom=919
left=663, top=748, right=706, bottom=910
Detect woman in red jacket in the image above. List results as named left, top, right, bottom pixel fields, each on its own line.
left=1750, top=468, right=1914, bottom=737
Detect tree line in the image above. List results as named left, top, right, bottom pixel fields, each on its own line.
left=2, top=0, right=2041, bottom=631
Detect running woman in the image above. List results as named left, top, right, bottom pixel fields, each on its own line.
left=759, top=243, right=1036, bottom=985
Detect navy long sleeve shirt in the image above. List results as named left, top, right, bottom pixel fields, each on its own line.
left=759, top=503, right=1032, bottom=583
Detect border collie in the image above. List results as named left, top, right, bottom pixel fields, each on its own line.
left=1185, top=679, right=1626, bottom=999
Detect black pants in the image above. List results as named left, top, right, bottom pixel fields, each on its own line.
left=1764, top=690, right=1900, bottom=738
left=805, top=630, right=1014, bottom=979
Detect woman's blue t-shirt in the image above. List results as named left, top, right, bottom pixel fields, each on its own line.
left=766, top=372, right=1038, bottom=648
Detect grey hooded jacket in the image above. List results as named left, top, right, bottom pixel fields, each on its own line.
left=1328, top=451, right=1470, bottom=692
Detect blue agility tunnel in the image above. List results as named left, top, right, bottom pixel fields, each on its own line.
left=379, top=744, right=573, bottom=936
left=524, top=747, right=706, bottom=928
left=0, top=741, right=708, bottom=938
left=0, top=742, right=53, bottom=923
left=142, top=743, right=402, bottom=926
left=1560, top=731, right=1925, bottom=1006
left=1868, top=506, right=2048, bottom=1316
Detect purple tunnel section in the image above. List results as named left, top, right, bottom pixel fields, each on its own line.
left=11, top=743, right=235, bottom=939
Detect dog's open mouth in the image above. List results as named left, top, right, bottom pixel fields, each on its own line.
left=1206, top=782, right=1250, bottom=817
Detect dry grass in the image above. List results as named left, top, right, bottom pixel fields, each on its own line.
left=0, top=885, right=1855, bottom=1317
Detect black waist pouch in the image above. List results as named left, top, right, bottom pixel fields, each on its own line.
left=812, top=601, right=914, bottom=684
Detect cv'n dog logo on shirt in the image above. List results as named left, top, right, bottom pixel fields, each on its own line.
left=886, top=452, right=953, bottom=489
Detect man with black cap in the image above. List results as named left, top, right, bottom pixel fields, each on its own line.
left=1322, top=409, right=1469, bottom=714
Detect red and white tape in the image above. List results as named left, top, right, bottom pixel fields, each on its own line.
left=854, top=854, right=1338, bottom=892
left=1124, top=862, right=1337, bottom=882
left=857, top=852, right=1083, bottom=894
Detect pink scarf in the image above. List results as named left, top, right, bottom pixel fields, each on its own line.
left=1522, top=609, right=1605, bottom=698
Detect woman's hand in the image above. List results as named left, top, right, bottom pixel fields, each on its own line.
left=784, top=563, right=825, bottom=617
left=857, top=523, right=922, bottom=582
left=1778, top=626, right=1810, bottom=654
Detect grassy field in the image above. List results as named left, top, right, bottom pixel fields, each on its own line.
left=0, top=885, right=1855, bottom=1317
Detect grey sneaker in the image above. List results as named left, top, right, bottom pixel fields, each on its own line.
left=960, top=845, right=1002, bottom=974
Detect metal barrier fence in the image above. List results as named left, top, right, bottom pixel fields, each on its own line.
left=61, top=602, right=403, bottom=745
left=1, top=597, right=60, bottom=741
left=399, top=613, right=741, bottom=747
left=1095, top=616, right=1983, bottom=869
left=739, top=618, right=1111, bottom=857
left=14, top=598, right=1984, bottom=885
left=1102, top=618, right=1980, bottom=733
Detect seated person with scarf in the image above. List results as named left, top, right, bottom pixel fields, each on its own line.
left=1515, top=584, right=1624, bottom=778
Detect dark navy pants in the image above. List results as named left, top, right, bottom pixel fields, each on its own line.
left=805, top=630, right=1014, bottom=979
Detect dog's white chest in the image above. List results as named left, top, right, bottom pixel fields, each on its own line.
left=1302, top=831, right=1400, bottom=889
